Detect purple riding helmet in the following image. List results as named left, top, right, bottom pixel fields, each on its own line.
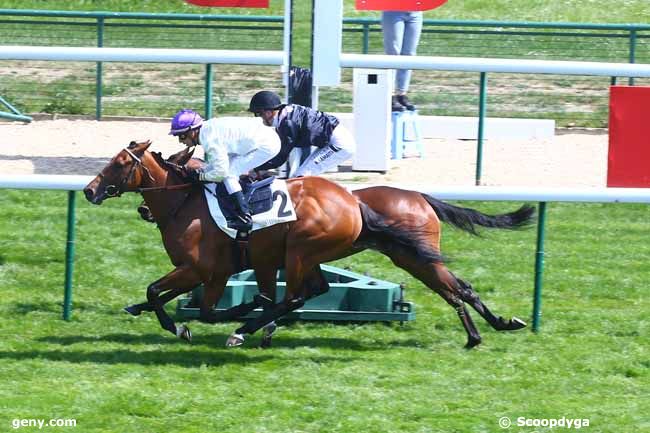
left=169, top=109, right=203, bottom=136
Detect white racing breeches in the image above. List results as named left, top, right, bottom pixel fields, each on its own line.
left=293, top=124, right=356, bottom=177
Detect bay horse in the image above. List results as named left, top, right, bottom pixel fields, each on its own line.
left=83, top=140, right=534, bottom=349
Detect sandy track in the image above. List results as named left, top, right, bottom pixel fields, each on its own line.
left=0, top=119, right=608, bottom=187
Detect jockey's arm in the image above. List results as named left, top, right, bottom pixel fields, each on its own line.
left=198, top=136, right=228, bottom=183
left=255, top=121, right=299, bottom=171
left=255, top=144, right=291, bottom=171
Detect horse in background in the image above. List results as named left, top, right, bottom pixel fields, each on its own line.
left=83, top=141, right=533, bottom=349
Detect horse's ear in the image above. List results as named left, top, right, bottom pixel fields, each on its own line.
left=143, top=139, right=152, bottom=150
left=167, top=146, right=195, bottom=165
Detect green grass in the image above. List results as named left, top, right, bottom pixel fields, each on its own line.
left=0, top=190, right=647, bottom=432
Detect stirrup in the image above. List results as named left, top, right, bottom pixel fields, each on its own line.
left=228, top=214, right=252, bottom=232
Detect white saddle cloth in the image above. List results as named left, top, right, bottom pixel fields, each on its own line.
left=203, top=179, right=297, bottom=239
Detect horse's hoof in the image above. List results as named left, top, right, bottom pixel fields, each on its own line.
left=464, top=337, right=482, bottom=349
left=176, top=325, right=192, bottom=343
left=259, top=322, right=277, bottom=349
left=226, top=333, right=245, bottom=348
left=262, top=321, right=277, bottom=337
left=509, top=317, right=527, bottom=330
left=260, top=336, right=272, bottom=349
left=123, top=305, right=141, bottom=316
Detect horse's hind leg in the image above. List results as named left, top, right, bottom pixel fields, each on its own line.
left=387, top=254, right=483, bottom=348
left=255, top=266, right=279, bottom=349
left=200, top=272, right=278, bottom=326
left=227, top=299, right=297, bottom=347
left=226, top=260, right=323, bottom=348
left=256, top=264, right=328, bottom=348
left=454, top=275, right=527, bottom=331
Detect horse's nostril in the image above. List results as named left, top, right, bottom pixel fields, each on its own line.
left=83, top=188, right=94, bottom=201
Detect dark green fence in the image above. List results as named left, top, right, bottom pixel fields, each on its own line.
left=1, top=9, right=650, bottom=127
left=330, top=19, right=650, bottom=127
left=0, top=9, right=285, bottom=119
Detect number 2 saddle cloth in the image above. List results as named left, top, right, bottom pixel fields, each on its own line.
left=203, top=176, right=297, bottom=239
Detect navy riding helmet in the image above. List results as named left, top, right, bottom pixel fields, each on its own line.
left=249, top=91, right=283, bottom=113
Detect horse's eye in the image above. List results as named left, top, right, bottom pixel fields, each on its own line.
left=110, top=161, right=126, bottom=172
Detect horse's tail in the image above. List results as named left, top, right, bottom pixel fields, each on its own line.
left=421, top=194, right=535, bottom=236
left=358, top=202, right=445, bottom=263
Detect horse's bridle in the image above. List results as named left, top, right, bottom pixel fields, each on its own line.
left=100, top=147, right=153, bottom=197
left=100, top=147, right=195, bottom=200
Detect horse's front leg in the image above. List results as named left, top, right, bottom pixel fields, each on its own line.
left=145, top=265, right=201, bottom=342
left=197, top=271, right=275, bottom=324
left=124, top=287, right=190, bottom=316
left=224, top=266, right=280, bottom=348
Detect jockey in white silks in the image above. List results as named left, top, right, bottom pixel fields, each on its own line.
left=169, top=109, right=281, bottom=231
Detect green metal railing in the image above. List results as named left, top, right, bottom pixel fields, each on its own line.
left=0, top=95, right=32, bottom=122
left=326, top=18, right=650, bottom=129
left=0, top=9, right=285, bottom=119
left=343, top=18, right=650, bottom=63
left=2, top=10, right=650, bottom=126
left=338, top=18, right=650, bottom=183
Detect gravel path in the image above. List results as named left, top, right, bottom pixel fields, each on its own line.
left=0, top=118, right=608, bottom=187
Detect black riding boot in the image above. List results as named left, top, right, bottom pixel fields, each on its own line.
left=229, top=190, right=252, bottom=232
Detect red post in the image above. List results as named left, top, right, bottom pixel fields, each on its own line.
left=607, top=85, right=650, bottom=187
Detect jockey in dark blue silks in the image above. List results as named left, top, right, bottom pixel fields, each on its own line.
left=248, top=91, right=356, bottom=177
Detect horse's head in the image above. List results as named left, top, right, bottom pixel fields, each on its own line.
left=83, top=140, right=154, bottom=205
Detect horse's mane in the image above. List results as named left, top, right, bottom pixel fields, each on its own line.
left=150, top=151, right=166, bottom=166
left=148, top=150, right=187, bottom=181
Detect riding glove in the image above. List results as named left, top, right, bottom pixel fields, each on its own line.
left=184, top=167, right=202, bottom=183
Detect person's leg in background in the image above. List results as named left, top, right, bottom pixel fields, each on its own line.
left=382, top=11, right=406, bottom=112
left=396, top=12, right=423, bottom=111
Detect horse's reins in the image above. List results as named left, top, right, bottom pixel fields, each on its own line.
left=137, top=160, right=194, bottom=193
left=138, top=183, right=194, bottom=193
